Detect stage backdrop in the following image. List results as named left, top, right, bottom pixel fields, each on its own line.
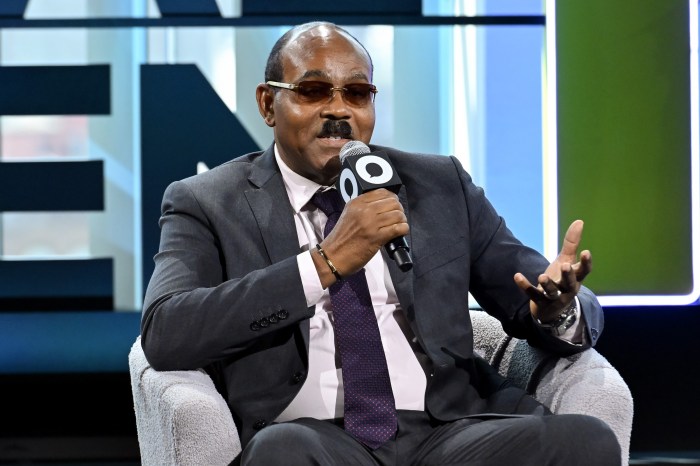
left=555, top=0, right=698, bottom=306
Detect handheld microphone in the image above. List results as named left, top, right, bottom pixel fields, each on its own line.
left=336, top=141, right=413, bottom=272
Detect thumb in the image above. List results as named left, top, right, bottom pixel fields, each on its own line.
left=559, top=220, right=584, bottom=262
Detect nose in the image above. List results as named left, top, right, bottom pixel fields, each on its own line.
left=328, top=87, right=346, bottom=101
left=321, top=88, right=351, bottom=116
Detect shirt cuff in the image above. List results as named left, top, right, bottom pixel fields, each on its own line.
left=297, top=251, right=325, bottom=308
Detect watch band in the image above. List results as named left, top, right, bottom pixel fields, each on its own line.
left=537, top=299, right=578, bottom=336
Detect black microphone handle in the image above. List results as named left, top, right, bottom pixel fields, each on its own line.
left=384, top=236, right=413, bottom=272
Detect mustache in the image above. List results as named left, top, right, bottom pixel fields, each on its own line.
left=319, top=120, right=353, bottom=139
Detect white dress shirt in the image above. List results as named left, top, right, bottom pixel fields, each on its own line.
left=271, top=145, right=583, bottom=422
left=273, top=147, right=428, bottom=422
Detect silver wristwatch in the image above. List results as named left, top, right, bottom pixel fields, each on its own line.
left=537, top=299, right=578, bottom=336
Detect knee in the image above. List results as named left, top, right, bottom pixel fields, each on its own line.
left=241, top=423, right=319, bottom=464
left=548, top=414, right=621, bottom=466
left=565, top=414, right=620, bottom=449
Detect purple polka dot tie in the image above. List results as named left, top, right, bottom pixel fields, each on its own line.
left=311, top=189, right=397, bottom=450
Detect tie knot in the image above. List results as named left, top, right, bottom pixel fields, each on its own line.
left=311, top=189, right=345, bottom=217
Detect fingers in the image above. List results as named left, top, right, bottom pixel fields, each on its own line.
left=350, top=189, right=406, bottom=233
left=539, top=274, right=563, bottom=299
left=322, top=189, right=407, bottom=277
left=515, top=270, right=577, bottom=322
left=374, top=199, right=408, bottom=234
left=515, top=262, right=579, bottom=301
left=358, top=188, right=400, bottom=207
left=559, top=263, right=578, bottom=293
left=514, top=272, right=540, bottom=301
left=514, top=273, right=564, bottom=314
left=559, top=219, right=584, bottom=262
left=538, top=261, right=580, bottom=296
left=573, top=249, right=592, bottom=280
left=546, top=219, right=590, bottom=281
left=515, top=220, right=592, bottom=321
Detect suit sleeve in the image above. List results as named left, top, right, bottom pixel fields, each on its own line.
left=450, top=156, right=604, bottom=354
left=140, top=179, right=312, bottom=371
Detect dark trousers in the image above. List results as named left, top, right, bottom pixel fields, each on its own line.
left=238, top=410, right=621, bottom=465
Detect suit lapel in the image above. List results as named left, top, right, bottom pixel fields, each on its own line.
left=244, top=147, right=299, bottom=263
left=243, top=147, right=312, bottom=347
left=385, top=184, right=415, bottom=317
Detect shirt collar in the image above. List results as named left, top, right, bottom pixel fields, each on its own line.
left=274, top=144, right=327, bottom=214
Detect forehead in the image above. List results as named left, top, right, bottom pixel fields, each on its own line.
left=281, top=26, right=372, bottom=81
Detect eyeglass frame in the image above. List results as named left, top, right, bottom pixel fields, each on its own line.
left=266, top=80, right=378, bottom=105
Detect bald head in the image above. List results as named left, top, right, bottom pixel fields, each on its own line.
left=264, top=22, right=373, bottom=83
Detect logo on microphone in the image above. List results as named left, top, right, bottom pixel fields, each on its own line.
left=337, top=151, right=401, bottom=203
left=338, top=168, right=358, bottom=203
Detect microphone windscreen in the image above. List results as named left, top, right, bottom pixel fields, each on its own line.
left=339, top=140, right=371, bottom=161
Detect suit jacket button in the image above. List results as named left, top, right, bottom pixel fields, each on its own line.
left=259, top=317, right=270, bottom=328
left=253, top=420, right=267, bottom=430
left=591, top=328, right=599, bottom=339
left=250, top=322, right=261, bottom=331
left=292, top=371, right=306, bottom=384
left=268, top=313, right=279, bottom=324
left=276, top=310, right=289, bottom=320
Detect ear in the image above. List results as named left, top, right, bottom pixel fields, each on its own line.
left=256, top=83, right=276, bottom=127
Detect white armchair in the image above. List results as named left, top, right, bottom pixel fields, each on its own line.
left=129, top=310, right=633, bottom=465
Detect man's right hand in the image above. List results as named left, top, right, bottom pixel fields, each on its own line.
left=313, top=188, right=409, bottom=288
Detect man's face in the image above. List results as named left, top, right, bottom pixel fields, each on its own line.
left=257, top=27, right=376, bottom=186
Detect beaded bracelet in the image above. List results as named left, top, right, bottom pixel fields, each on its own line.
left=315, top=244, right=342, bottom=281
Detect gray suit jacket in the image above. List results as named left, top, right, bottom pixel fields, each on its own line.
left=141, top=144, right=604, bottom=447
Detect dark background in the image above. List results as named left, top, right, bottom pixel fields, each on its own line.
left=2, top=305, right=699, bottom=463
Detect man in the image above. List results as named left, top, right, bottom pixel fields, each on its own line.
left=141, top=21, right=621, bottom=465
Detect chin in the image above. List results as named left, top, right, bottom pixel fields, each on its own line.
left=318, top=158, right=342, bottom=185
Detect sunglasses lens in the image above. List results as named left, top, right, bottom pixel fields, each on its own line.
left=296, top=82, right=334, bottom=103
left=294, top=81, right=376, bottom=105
left=344, top=84, right=375, bottom=105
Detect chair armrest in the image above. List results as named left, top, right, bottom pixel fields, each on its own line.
left=470, top=310, right=633, bottom=465
left=128, top=336, right=241, bottom=466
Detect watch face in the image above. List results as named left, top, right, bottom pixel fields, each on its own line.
left=538, top=300, right=578, bottom=335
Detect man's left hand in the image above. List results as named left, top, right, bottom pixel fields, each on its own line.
left=513, top=219, right=592, bottom=323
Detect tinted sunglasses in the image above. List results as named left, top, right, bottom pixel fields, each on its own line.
left=266, top=80, right=378, bottom=106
